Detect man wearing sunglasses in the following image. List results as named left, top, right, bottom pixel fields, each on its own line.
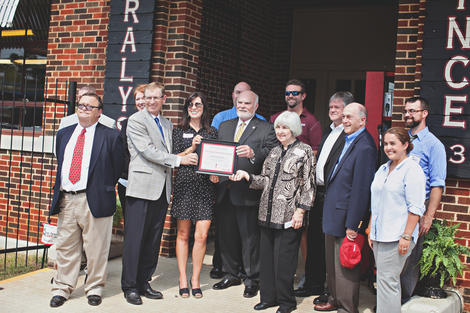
left=49, top=93, right=124, bottom=308
left=270, top=79, right=322, bottom=153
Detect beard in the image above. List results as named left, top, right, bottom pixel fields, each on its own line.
left=405, top=118, right=420, bottom=129
left=237, top=110, right=254, bottom=120
left=286, top=98, right=300, bottom=109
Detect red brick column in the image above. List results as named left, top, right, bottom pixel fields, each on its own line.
left=45, top=0, right=110, bottom=134
left=152, top=0, right=203, bottom=256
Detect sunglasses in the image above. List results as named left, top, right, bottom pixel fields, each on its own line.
left=285, top=91, right=303, bottom=96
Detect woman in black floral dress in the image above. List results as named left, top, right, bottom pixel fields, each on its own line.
left=171, top=92, right=217, bottom=298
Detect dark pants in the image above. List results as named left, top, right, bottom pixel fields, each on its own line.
left=260, top=226, right=301, bottom=311
left=121, top=192, right=168, bottom=293
left=217, top=193, right=260, bottom=287
left=304, top=186, right=326, bottom=290
left=400, top=234, right=424, bottom=303
left=117, top=182, right=127, bottom=223
left=212, top=205, right=222, bottom=270
left=325, top=234, right=361, bottom=313
left=400, top=199, right=429, bottom=303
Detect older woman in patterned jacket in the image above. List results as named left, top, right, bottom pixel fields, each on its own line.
left=231, top=111, right=316, bottom=313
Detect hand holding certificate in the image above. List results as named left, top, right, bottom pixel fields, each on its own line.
left=196, top=139, right=239, bottom=176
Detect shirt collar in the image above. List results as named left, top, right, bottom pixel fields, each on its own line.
left=345, top=127, right=365, bottom=143
left=76, top=121, right=98, bottom=132
left=383, top=156, right=410, bottom=172
left=330, top=122, right=344, bottom=131
left=408, top=126, right=429, bottom=141
left=237, top=116, right=254, bottom=127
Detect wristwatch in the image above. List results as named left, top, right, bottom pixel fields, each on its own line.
left=401, top=234, right=412, bottom=241
left=249, top=150, right=256, bottom=164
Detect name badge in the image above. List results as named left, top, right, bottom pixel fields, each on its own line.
left=183, top=133, right=194, bottom=139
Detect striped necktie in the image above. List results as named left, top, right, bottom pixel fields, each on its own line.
left=234, top=122, right=246, bottom=142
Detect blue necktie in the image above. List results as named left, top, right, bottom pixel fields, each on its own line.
left=154, top=117, right=165, bottom=141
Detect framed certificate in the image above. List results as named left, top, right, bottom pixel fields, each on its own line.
left=196, top=139, right=238, bottom=176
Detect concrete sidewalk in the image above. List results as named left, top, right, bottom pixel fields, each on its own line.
left=0, top=252, right=378, bottom=313
left=0, top=249, right=461, bottom=313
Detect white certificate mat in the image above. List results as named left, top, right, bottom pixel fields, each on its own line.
left=196, top=140, right=238, bottom=176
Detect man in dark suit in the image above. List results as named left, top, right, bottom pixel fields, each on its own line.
left=49, top=93, right=123, bottom=308
left=211, top=90, right=277, bottom=298
left=315, top=102, right=376, bottom=313
left=121, top=82, right=198, bottom=305
left=296, top=91, right=354, bottom=300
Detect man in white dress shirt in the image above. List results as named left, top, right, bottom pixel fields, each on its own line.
left=49, top=93, right=123, bottom=307
left=298, top=92, right=354, bottom=306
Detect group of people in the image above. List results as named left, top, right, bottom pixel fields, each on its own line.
left=47, top=77, right=446, bottom=313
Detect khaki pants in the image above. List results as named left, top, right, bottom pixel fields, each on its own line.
left=51, top=193, right=113, bottom=298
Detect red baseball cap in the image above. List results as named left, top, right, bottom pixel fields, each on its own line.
left=340, top=234, right=365, bottom=269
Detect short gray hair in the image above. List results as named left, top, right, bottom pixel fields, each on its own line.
left=329, top=91, right=354, bottom=106
left=274, top=111, right=302, bottom=137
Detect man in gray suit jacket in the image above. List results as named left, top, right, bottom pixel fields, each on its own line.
left=121, top=82, right=198, bottom=305
left=212, top=90, right=277, bottom=298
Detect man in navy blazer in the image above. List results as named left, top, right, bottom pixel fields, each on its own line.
left=49, top=93, right=123, bottom=308
left=316, top=102, right=376, bottom=313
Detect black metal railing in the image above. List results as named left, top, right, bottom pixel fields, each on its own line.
left=0, top=76, right=73, bottom=278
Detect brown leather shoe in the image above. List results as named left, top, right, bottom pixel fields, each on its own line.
left=314, top=302, right=337, bottom=312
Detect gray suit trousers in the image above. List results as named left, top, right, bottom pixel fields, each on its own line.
left=373, top=240, right=414, bottom=313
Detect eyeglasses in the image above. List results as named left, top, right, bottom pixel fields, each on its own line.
left=285, top=91, right=303, bottom=96
left=403, top=109, right=424, bottom=115
left=145, top=96, right=164, bottom=101
left=189, top=102, right=203, bottom=108
left=77, top=103, right=101, bottom=111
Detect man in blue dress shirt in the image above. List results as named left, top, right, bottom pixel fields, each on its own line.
left=400, top=96, right=447, bottom=303
left=211, top=82, right=265, bottom=130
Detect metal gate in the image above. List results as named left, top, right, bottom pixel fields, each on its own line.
left=0, top=75, right=75, bottom=278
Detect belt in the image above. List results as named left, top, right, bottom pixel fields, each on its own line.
left=62, top=189, right=86, bottom=195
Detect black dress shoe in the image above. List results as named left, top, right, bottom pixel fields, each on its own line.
left=142, top=286, right=163, bottom=299
left=50, top=295, right=67, bottom=308
left=243, top=285, right=259, bottom=298
left=212, top=277, right=241, bottom=290
left=210, top=267, right=224, bottom=279
left=124, top=291, right=142, bottom=305
left=294, top=285, right=323, bottom=297
left=313, top=291, right=329, bottom=305
left=276, top=306, right=296, bottom=313
left=254, top=302, right=278, bottom=310
left=87, top=295, right=102, bottom=306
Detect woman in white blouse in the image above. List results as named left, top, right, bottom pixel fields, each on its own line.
left=368, top=127, right=426, bottom=313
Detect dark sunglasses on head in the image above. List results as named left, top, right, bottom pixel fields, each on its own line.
left=285, top=91, right=303, bottom=96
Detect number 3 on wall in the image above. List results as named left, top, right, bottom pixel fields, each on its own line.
left=449, top=144, right=466, bottom=164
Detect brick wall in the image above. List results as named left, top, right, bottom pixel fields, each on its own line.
left=45, top=0, right=110, bottom=135
left=0, top=151, right=55, bottom=243
left=392, top=1, right=470, bottom=311
left=150, top=0, right=204, bottom=256
left=197, top=0, right=291, bottom=119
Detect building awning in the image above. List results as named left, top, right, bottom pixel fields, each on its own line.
left=0, top=0, right=20, bottom=28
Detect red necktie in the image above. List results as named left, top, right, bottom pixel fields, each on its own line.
left=69, top=128, right=86, bottom=184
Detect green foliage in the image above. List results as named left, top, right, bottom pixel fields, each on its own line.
left=113, top=197, right=123, bottom=226
left=419, top=219, right=470, bottom=287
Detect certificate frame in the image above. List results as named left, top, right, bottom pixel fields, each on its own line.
left=196, top=139, right=238, bottom=176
